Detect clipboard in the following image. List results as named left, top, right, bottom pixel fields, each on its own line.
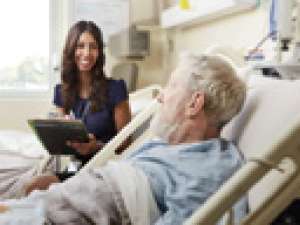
left=28, top=119, right=89, bottom=155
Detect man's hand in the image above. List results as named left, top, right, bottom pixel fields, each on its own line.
left=0, top=204, right=9, bottom=213
left=67, top=134, right=102, bottom=156
left=25, top=175, right=60, bottom=195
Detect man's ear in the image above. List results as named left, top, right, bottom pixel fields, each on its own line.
left=186, top=92, right=205, bottom=117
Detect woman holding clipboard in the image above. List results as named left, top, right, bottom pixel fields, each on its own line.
left=25, top=20, right=131, bottom=192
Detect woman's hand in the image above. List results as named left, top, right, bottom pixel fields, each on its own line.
left=0, top=204, right=9, bottom=213
left=67, top=134, right=103, bottom=156
left=63, top=113, right=99, bottom=155
left=25, top=175, right=60, bottom=195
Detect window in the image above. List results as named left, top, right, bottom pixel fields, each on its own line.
left=0, top=0, right=50, bottom=95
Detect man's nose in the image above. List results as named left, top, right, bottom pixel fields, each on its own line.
left=156, top=91, right=164, bottom=103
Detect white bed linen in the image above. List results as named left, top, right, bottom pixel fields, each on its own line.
left=0, top=130, right=47, bottom=159
left=0, top=130, right=52, bottom=199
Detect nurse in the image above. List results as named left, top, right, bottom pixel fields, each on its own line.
left=25, top=20, right=131, bottom=192
left=53, top=20, right=131, bottom=166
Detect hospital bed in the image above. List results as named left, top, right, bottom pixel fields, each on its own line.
left=78, top=75, right=300, bottom=225
left=0, top=85, right=160, bottom=199
left=2, top=76, right=300, bottom=224
left=186, top=76, right=300, bottom=225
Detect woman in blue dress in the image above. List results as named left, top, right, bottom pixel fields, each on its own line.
left=25, top=20, right=131, bottom=192
left=53, top=20, right=131, bottom=165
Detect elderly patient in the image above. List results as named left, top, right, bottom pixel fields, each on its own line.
left=1, top=53, right=247, bottom=225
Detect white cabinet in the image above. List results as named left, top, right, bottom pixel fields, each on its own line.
left=161, top=0, right=258, bottom=28
left=107, top=26, right=150, bottom=59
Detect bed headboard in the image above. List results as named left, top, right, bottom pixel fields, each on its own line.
left=222, top=76, right=300, bottom=211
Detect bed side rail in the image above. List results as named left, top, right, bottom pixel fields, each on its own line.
left=80, top=85, right=161, bottom=171
left=184, top=115, right=300, bottom=225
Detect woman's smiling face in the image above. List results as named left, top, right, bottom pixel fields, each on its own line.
left=75, top=31, right=99, bottom=73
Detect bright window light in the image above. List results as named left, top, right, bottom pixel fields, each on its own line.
left=0, top=0, right=49, bottom=93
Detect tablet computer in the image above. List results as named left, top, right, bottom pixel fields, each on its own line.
left=28, top=119, right=89, bottom=155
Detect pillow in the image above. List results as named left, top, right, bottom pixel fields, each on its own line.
left=222, top=76, right=300, bottom=210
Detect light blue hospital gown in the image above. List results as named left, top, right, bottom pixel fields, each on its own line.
left=126, top=138, right=247, bottom=225
left=5, top=138, right=246, bottom=225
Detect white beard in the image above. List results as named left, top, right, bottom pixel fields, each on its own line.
left=149, top=109, right=179, bottom=142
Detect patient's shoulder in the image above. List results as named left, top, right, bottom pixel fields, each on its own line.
left=126, top=139, right=167, bottom=158
left=190, top=138, right=244, bottom=168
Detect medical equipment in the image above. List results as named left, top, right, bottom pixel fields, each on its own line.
left=272, top=0, right=300, bottom=78
left=108, top=26, right=150, bottom=59
left=277, top=0, right=294, bottom=52
left=252, top=0, right=300, bottom=79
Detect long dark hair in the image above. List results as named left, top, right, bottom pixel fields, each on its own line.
left=61, top=20, right=108, bottom=113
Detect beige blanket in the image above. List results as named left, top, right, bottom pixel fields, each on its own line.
left=0, top=130, right=53, bottom=199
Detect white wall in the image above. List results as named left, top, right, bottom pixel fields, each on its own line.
left=135, top=1, right=272, bottom=86
left=173, top=6, right=269, bottom=60
left=1, top=1, right=271, bottom=131
left=0, top=98, right=52, bottom=132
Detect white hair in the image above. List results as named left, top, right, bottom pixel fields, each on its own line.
left=179, top=52, right=246, bottom=128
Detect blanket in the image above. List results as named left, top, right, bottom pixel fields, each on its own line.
left=0, top=130, right=53, bottom=199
